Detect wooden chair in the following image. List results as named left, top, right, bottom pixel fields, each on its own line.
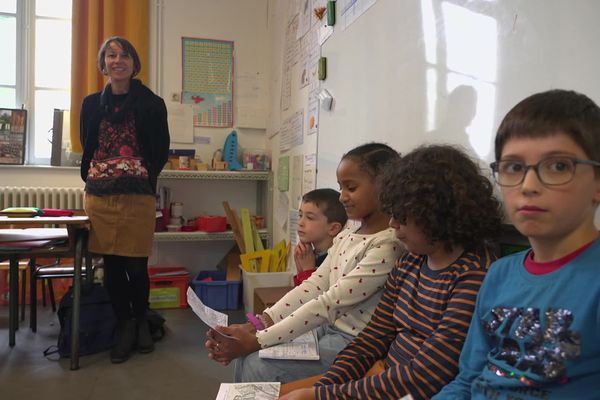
left=29, top=255, right=100, bottom=332
left=0, top=259, right=28, bottom=322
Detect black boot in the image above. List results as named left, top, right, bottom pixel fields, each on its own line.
left=110, top=319, right=136, bottom=363
left=136, top=318, right=155, bottom=353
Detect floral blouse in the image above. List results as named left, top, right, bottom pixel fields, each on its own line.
left=85, top=110, right=154, bottom=195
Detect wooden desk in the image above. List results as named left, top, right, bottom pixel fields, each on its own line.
left=0, top=216, right=90, bottom=370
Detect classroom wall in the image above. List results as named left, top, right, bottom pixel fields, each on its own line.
left=155, top=0, right=270, bottom=164
left=5, top=0, right=600, bottom=255
left=264, top=0, right=600, bottom=230
left=265, top=0, right=321, bottom=252
left=316, top=0, right=600, bottom=192
left=0, top=166, right=81, bottom=187
left=1, top=0, right=271, bottom=274
left=2, top=0, right=270, bottom=193
left=149, top=0, right=270, bottom=271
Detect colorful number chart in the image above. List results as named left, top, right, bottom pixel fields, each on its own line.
left=182, top=37, right=234, bottom=128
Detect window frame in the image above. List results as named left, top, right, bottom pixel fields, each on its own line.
left=1, top=1, right=71, bottom=165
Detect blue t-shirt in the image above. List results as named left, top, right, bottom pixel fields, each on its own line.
left=434, top=239, right=600, bottom=399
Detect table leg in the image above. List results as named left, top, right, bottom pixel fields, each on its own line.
left=70, top=231, right=83, bottom=370
left=20, top=267, right=26, bottom=322
left=29, top=259, right=37, bottom=332
left=84, top=232, right=92, bottom=284
left=8, top=255, right=19, bottom=346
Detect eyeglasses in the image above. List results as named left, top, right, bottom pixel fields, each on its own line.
left=490, top=156, right=600, bottom=187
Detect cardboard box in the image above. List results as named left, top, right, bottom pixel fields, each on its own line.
left=253, top=286, right=293, bottom=314
left=240, top=267, right=293, bottom=313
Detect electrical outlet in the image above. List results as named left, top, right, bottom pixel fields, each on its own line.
left=171, top=92, right=180, bottom=102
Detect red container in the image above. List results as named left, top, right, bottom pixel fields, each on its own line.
left=148, top=266, right=190, bottom=309
left=197, top=216, right=227, bottom=232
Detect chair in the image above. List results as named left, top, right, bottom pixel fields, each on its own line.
left=29, top=255, right=101, bottom=332
left=0, top=259, right=29, bottom=322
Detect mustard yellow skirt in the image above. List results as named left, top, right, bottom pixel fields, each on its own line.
left=85, top=194, right=156, bottom=257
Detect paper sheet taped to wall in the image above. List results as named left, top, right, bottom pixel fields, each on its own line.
left=166, top=103, right=194, bottom=143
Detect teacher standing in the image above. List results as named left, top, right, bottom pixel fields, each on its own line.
left=79, top=36, right=170, bottom=363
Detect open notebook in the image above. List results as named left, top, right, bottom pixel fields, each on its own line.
left=258, top=329, right=319, bottom=360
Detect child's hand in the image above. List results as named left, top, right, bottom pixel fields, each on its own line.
left=205, top=323, right=261, bottom=365
left=365, top=359, right=386, bottom=376
left=294, top=242, right=316, bottom=272
left=279, top=388, right=315, bottom=400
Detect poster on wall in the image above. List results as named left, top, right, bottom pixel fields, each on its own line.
left=182, top=37, right=234, bottom=128
left=289, top=209, right=299, bottom=246
left=0, top=108, right=27, bottom=165
left=339, top=0, right=378, bottom=30
left=291, top=155, right=304, bottom=208
left=303, top=153, right=317, bottom=192
left=307, top=97, right=319, bottom=135
left=278, top=156, right=290, bottom=191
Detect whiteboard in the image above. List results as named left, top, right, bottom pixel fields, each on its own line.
left=317, top=0, right=600, bottom=190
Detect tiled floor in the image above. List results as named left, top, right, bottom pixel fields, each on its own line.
left=0, top=305, right=245, bottom=400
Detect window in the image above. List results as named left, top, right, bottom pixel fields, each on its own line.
left=0, top=0, right=71, bottom=164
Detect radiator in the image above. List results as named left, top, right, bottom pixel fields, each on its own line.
left=0, top=186, right=85, bottom=210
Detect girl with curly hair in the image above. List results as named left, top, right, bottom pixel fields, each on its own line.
left=280, top=144, right=502, bottom=400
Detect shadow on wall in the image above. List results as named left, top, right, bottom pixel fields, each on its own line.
left=427, top=85, right=480, bottom=156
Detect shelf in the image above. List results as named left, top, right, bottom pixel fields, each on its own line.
left=154, top=229, right=270, bottom=242
left=159, top=170, right=270, bottom=181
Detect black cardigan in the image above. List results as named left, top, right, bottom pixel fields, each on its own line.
left=79, top=80, right=170, bottom=192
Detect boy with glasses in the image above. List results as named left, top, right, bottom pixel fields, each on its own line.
left=434, top=89, right=600, bottom=399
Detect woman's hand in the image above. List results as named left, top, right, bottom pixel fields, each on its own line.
left=294, top=242, right=316, bottom=272
left=279, top=388, right=315, bottom=400
left=204, top=323, right=260, bottom=365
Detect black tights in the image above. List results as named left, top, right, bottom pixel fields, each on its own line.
left=103, top=255, right=149, bottom=321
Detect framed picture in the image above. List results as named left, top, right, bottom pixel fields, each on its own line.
left=0, top=108, right=27, bottom=165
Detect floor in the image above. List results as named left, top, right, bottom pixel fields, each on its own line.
left=0, top=305, right=245, bottom=400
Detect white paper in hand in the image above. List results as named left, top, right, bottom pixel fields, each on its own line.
left=186, top=287, right=237, bottom=340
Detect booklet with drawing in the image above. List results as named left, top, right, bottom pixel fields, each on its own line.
left=258, top=329, right=320, bottom=360
left=215, top=382, right=280, bottom=400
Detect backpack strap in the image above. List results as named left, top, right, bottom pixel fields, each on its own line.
left=43, top=345, right=61, bottom=361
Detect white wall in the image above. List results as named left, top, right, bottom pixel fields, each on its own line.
left=316, top=0, right=600, bottom=190
left=0, top=165, right=82, bottom=187
left=265, top=1, right=321, bottom=249
left=155, top=0, right=270, bottom=163
left=313, top=0, right=600, bottom=227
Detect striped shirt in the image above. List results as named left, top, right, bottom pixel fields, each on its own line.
left=315, top=247, right=496, bottom=400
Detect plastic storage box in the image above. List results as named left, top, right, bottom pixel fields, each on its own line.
left=148, top=266, right=190, bottom=309
left=240, top=266, right=293, bottom=313
left=191, top=270, right=241, bottom=310
left=196, top=216, right=227, bottom=232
